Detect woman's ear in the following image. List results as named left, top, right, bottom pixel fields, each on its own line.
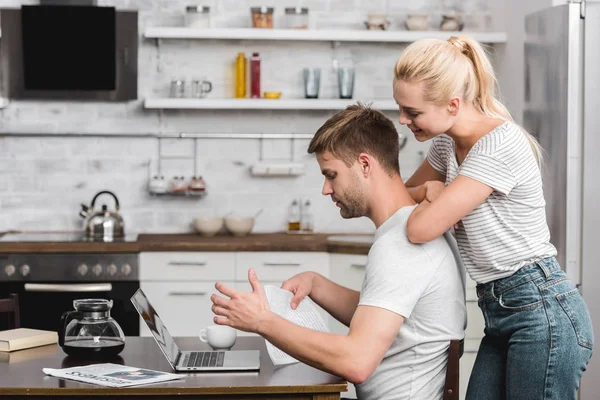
left=448, top=97, right=461, bottom=116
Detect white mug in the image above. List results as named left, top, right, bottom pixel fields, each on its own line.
left=199, top=325, right=237, bottom=350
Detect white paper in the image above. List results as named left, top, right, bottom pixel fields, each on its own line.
left=263, top=285, right=329, bottom=366
left=42, top=363, right=182, bottom=388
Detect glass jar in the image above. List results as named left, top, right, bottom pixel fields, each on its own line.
left=251, top=6, right=274, bottom=29
left=185, top=5, right=210, bottom=29
left=170, top=176, right=188, bottom=194
left=149, top=175, right=168, bottom=194
left=188, top=176, right=206, bottom=192
left=284, top=7, right=308, bottom=29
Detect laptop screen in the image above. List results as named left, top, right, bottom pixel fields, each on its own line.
left=130, top=289, right=180, bottom=366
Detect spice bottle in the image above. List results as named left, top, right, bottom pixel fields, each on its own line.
left=287, top=199, right=301, bottom=232
left=250, top=52, right=261, bottom=98
left=235, top=52, right=247, bottom=98
left=301, top=199, right=314, bottom=233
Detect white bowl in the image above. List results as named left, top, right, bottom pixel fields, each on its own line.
left=193, top=217, right=224, bottom=237
left=224, top=216, right=255, bottom=236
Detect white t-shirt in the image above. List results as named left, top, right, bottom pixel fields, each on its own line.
left=356, top=205, right=466, bottom=400
left=427, top=121, right=557, bottom=283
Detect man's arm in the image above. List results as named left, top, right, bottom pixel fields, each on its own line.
left=309, top=273, right=360, bottom=327
left=212, top=269, right=403, bottom=384
left=259, top=305, right=402, bottom=384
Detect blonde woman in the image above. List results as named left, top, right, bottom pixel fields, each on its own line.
left=394, top=35, right=593, bottom=399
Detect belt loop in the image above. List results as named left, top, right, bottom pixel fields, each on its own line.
left=536, top=259, right=552, bottom=279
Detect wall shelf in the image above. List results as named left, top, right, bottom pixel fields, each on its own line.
left=144, top=98, right=399, bottom=111
left=144, top=27, right=507, bottom=44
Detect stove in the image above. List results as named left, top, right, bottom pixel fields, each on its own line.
left=0, top=231, right=140, bottom=335
left=0, top=231, right=139, bottom=242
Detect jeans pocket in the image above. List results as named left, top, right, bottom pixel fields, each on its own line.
left=557, top=289, right=594, bottom=350
left=497, top=281, right=543, bottom=312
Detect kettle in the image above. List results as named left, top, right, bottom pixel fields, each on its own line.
left=79, top=191, right=125, bottom=241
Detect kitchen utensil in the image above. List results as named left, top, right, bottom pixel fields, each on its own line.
left=440, top=14, right=464, bottom=31
left=405, top=14, right=430, bottom=31
left=199, top=325, right=237, bottom=350
left=337, top=67, right=355, bottom=99
left=170, top=79, right=185, bottom=98
left=224, top=216, right=254, bottom=236
left=264, top=91, right=281, bottom=99
left=59, top=298, right=126, bottom=359
left=303, top=68, right=321, bottom=99
left=79, top=191, right=125, bottom=241
left=191, top=78, right=212, bottom=98
left=284, top=7, right=309, bottom=29
left=193, top=216, right=224, bottom=237
left=185, top=5, right=210, bottom=28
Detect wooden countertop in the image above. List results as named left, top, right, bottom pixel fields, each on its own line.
left=0, top=336, right=347, bottom=399
left=0, top=232, right=372, bottom=255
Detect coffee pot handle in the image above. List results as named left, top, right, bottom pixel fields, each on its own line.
left=59, top=311, right=82, bottom=347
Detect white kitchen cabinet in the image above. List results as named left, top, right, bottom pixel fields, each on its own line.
left=235, top=252, right=329, bottom=282
left=139, top=281, right=233, bottom=337
left=140, top=252, right=235, bottom=281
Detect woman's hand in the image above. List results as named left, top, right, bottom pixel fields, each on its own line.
left=423, top=180, right=446, bottom=203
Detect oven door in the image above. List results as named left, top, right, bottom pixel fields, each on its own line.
left=0, top=281, right=140, bottom=335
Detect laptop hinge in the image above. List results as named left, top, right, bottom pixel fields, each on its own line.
left=173, top=351, right=182, bottom=368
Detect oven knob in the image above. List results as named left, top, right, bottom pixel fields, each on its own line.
left=92, top=264, right=103, bottom=276
left=4, top=264, right=15, bottom=277
left=77, top=263, right=88, bottom=276
left=121, top=263, right=132, bottom=276
left=20, top=264, right=30, bottom=277
left=107, top=263, right=118, bottom=276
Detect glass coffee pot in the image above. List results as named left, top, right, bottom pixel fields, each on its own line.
left=59, top=299, right=126, bottom=359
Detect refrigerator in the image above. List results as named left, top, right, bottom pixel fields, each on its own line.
left=524, top=1, right=600, bottom=397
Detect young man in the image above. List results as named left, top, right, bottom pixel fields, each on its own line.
left=210, top=104, right=466, bottom=400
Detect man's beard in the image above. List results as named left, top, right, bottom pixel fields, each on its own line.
left=338, top=174, right=367, bottom=219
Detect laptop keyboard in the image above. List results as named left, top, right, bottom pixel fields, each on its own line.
left=183, top=351, right=225, bottom=368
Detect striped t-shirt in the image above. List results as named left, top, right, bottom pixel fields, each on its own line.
left=427, top=121, right=557, bottom=284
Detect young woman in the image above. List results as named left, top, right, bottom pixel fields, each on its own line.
left=394, top=35, right=593, bottom=400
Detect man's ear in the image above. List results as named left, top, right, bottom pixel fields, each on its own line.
left=357, top=153, right=371, bottom=177
left=448, top=97, right=461, bottom=116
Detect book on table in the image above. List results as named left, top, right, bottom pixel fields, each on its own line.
left=0, top=328, right=58, bottom=352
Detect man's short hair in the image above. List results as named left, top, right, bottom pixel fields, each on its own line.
left=308, top=103, right=401, bottom=176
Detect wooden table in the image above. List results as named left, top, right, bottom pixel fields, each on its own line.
left=0, top=336, right=347, bottom=399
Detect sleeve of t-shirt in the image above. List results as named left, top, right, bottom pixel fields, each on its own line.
left=458, top=153, right=517, bottom=196
left=358, top=238, right=437, bottom=319
left=426, top=136, right=449, bottom=175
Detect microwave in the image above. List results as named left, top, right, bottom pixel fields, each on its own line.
left=0, top=5, right=138, bottom=101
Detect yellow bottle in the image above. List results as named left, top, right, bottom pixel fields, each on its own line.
left=235, top=52, right=247, bottom=98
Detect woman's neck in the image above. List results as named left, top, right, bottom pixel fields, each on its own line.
left=445, top=108, right=506, bottom=153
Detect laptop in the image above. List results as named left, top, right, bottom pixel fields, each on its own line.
left=130, top=288, right=260, bottom=372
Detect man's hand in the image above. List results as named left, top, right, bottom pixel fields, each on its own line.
left=281, top=272, right=315, bottom=310
left=423, top=180, right=446, bottom=203
left=211, top=268, right=271, bottom=334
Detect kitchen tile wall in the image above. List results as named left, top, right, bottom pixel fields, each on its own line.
left=0, top=0, right=496, bottom=234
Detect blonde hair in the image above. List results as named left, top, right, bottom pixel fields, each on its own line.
left=394, top=35, right=543, bottom=166
left=308, top=103, right=401, bottom=176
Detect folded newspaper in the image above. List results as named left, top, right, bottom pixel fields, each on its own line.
left=42, top=363, right=182, bottom=387
left=263, top=285, right=329, bottom=366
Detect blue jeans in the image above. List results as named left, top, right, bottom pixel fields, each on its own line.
left=466, top=257, right=594, bottom=400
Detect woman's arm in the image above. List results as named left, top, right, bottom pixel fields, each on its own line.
left=406, top=175, right=494, bottom=243
left=404, top=158, right=445, bottom=188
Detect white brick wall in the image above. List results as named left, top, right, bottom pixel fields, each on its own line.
left=0, top=0, right=495, bottom=234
